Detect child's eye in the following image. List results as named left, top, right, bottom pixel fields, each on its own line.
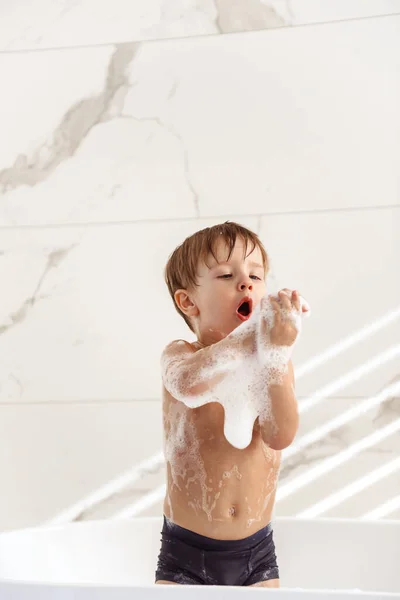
left=217, top=274, right=261, bottom=280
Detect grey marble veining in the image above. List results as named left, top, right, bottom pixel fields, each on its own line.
left=214, top=0, right=287, bottom=33
left=0, top=45, right=139, bottom=195
left=373, top=375, right=400, bottom=424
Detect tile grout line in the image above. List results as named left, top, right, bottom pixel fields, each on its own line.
left=0, top=204, right=398, bottom=232
left=0, top=11, right=399, bottom=55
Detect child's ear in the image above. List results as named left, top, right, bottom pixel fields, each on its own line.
left=174, top=289, right=199, bottom=317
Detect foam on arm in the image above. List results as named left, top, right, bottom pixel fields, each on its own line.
left=162, top=293, right=310, bottom=450
left=161, top=331, right=253, bottom=408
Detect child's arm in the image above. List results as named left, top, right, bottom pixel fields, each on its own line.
left=259, top=360, right=299, bottom=450
left=161, top=329, right=254, bottom=403
left=258, top=290, right=303, bottom=450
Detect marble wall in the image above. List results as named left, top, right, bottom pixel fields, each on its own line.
left=0, top=1, right=399, bottom=531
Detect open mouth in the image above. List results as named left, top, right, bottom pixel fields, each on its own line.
left=236, top=297, right=253, bottom=321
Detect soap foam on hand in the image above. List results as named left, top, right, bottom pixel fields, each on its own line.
left=277, top=290, right=311, bottom=316
left=163, top=293, right=310, bottom=450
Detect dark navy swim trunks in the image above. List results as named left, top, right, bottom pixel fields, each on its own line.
left=155, top=515, right=279, bottom=586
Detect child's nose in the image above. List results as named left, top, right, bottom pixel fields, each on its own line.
left=239, top=281, right=253, bottom=291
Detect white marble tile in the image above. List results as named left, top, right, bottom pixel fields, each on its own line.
left=277, top=397, right=400, bottom=518
left=0, top=1, right=218, bottom=51
left=260, top=207, right=400, bottom=398
left=324, top=469, right=400, bottom=520
left=277, top=449, right=400, bottom=518
left=0, top=399, right=163, bottom=531
left=1, top=16, right=400, bottom=227
left=268, top=0, right=400, bottom=27
left=0, top=44, right=196, bottom=226
left=1, top=0, right=399, bottom=51
left=0, top=217, right=259, bottom=403
left=297, top=389, right=400, bottom=440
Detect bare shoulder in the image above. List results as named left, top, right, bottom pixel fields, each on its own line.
left=161, top=340, right=197, bottom=401
left=161, top=339, right=196, bottom=361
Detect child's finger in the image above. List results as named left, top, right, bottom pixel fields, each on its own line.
left=278, top=290, right=292, bottom=311
left=281, top=288, right=294, bottom=304
left=269, top=297, right=282, bottom=324
left=292, top=290, right=301, bottom=311
left=280, top=288, right=297, bottom=310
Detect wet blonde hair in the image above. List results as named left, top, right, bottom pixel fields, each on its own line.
left=164, top=221, right=269, bottom=332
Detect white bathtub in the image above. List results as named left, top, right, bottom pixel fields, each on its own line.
left=0, top=517, right=399, bottom=599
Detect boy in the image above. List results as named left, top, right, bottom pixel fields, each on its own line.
left=155, top=221, right=308, bottom=587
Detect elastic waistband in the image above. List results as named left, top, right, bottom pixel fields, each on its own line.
left=163, top=515, right=273, bottom=551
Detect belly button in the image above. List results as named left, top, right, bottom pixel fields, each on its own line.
left=228, top=506, right=236, bottom=517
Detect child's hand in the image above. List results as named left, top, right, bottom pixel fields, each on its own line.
left=278, top=288, right=310, bottom=314
left=268, top=289, right=306, bottom=347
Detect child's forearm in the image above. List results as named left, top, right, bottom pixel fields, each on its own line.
left=161, top=328, right=255, bottom=403
left=259, top=361, right=299, bottom=450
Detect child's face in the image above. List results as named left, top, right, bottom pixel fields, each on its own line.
left=191, top=238, right=267, bottom=341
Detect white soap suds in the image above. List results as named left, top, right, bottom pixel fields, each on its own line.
left=247, top=443, right=281, bottom=528
left=163, top=400, right=224, bottom=521
left=162, top=293, right=309, bottom=450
